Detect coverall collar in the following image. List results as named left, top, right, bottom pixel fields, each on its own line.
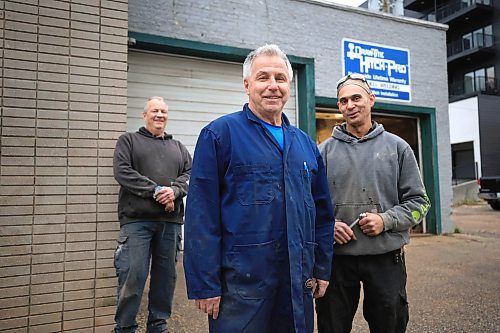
left=243, top=103, right=293, bottom=131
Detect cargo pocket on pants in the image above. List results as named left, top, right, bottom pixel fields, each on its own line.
left=114, top=236, right=128, bottom=276
left=175, top=233, right=182, bottom=263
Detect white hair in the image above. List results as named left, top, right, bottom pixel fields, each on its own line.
left=243, top=44, right=293, bottom=81
left=143, top=96, right=165, bottom=113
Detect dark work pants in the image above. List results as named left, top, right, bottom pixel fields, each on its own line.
left=114, top=221, right=181, bottom=333
left=316, top=250, right=409, bottom=333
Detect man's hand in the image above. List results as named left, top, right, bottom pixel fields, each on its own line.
left=334, top=220, right=357, bottom=244
left=165, top=201, right=174, bottom=213
left=155, top=187, right=175, bottom=205
left=312, top=278, right=329, bottom=298
left=359, top=212, right=384, bottom=236
left=195, top=296, right=221, bottom=319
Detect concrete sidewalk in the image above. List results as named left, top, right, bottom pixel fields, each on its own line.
left=137, top=203, right=500, bottom=332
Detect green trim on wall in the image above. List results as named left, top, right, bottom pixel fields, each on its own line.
left=315, top=96, right=442, bottom=235
left=420, top=110, right=441, bottom=234
left=294, top=58, right=316, bottom=139
left=128, top=32, right=317, bottom=138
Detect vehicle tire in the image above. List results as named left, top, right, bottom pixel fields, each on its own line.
left=488, top=200, right=500, bottom=211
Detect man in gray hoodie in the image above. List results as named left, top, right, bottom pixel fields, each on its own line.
left=113, top=96, right=192, bottom=333
left=315, top=74, right=430, bottom=333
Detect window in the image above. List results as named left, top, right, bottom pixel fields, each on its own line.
left=486, top=66, right=495, bottom=91
left=463, top=33, right=472, bottom=51
left=484, top=25, right=493, bottom=47
left=473, top=28, right=483, bottom=48
left=464, top=71, right=474, bottom=94
left=474, top=68, right=485, bottom=91
left=460, top=25, right=492, bottom=50
left=464, top=67, right=496, bottom=93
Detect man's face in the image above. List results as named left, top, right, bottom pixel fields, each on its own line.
left=143, top=99, right=168, bottom=136
left=244, top=55, right=291, bottom=119
left=337, top=85, right=375, bottom=129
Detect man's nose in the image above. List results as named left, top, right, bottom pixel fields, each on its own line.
left=267, top=78, right=278, bottom=90
left=347, top=100, right=356, bottom=108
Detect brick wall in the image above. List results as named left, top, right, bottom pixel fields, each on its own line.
left=0, top=0, right=128, bottom=331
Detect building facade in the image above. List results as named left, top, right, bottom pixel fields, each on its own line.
left=0, top=0, right=452, bottom=331
left=403, top=0, right=500, bottom=182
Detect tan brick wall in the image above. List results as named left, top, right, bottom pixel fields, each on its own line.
left=0, top=0, right=128, bottom=331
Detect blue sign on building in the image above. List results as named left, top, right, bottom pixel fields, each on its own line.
left=342, top=38, right=411, bottom=102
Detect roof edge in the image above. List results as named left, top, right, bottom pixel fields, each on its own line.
left=294, top=0, right=449, bottom=31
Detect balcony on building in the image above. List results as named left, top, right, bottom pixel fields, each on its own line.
left=404, top=0, right=435, bottom=11
left=447, top=32, right=496, bottom=64
left=437, top=0, right=493, bottom=24
left=449, top=76, right=499, bottom=101
left=405, top=0, right=494, bottom=24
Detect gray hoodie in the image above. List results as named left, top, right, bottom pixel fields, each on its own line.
left=319, top=122, right=430, bottom=255
left=113, top=127, right=192, bottom=226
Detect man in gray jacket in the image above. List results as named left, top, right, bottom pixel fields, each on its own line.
left=113, top=96, right=192, bottom=333
left=316, top=74, right=430, bottom=333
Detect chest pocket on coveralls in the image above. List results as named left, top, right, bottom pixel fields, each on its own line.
left=301, top=169, right=314, bottom=208
left=234, top=164, right=275, bottom=205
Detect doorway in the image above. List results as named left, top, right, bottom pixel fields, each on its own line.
left=316, top=108, right=423, bottom=232
left=451, top=141, right=476, bottom=184
left=317, top=110, right=419, bottom=163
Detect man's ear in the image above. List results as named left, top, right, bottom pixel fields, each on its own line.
left=369, top=93, right=376, bottom=107
left=243, top=79, right=250, bottom=95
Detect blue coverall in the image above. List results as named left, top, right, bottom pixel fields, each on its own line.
left=184, top=104, right=334, bottom=332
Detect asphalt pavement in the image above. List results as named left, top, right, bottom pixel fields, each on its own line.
left=137, top=202, right=500, bottom=332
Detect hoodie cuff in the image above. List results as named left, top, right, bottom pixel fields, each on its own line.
left=171, top=186, right=180, bottom=199
left=379, top=212, right=393, bottom=231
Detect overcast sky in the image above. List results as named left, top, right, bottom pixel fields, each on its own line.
left=325, top=0, right=365, bottom=6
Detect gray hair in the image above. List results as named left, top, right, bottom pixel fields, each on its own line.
left=243, top=44, right=293, bottom=81
left=143, top=96, right=165, bottom=113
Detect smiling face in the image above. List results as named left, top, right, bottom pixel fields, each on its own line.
left=143, top=98, right=168, bottom=137
left=244, top=54, right=291, bottom=124
left=337, top=84, right=375, bottom=136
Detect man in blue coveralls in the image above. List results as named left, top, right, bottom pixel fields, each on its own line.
left=183, top=44, right=335, bottom=333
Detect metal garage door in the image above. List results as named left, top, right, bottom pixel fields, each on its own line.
left=127, top=50, right=298, bottom=154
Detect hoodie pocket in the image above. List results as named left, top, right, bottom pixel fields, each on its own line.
left=334, top=203, right=382, bottom=225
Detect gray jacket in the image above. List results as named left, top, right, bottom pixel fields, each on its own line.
left=319, top=122, right=430, bottom=255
